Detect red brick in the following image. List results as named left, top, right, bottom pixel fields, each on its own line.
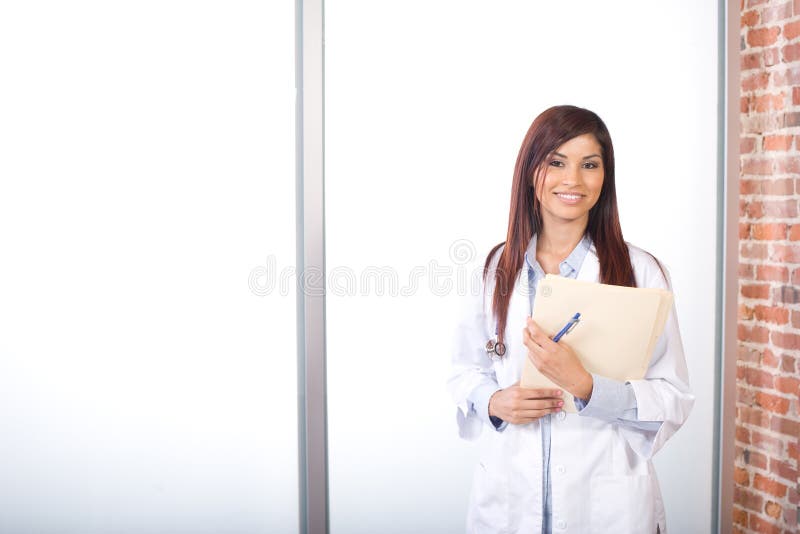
left=739, top=346, right=762, bottom=364
left=742, top=52, right=761, bottom=71
left=785, top=19, right=800, bottom=40
left=756, top=264, right=789, bottom=282
left=753, top=304, right=790, bottom=324
left=782, top=41, right=800, bottom=62
left=742, top=158, right=773, bottom=175
left=736, top=424, right=752, bottom=444
left=735, top=465, right=751, bottom=485
left=740, top=263, right=755, bottom=279
left=740, top=405, right=772, bottom=427
left=768, top=458, right=797, bottom=484
left=741, top=242, right=768, bottom=260
left=770, top=414, right=800, bottom=439
left=735, top=485, right=765, bottom=512
left=773, top=67, right=800, bottom=87
left=733, top=507, right=748, bottom=526
left=749, top=514, right=781, bottom=533
left=743, top=447, right=770, bottom=469
left=752, top=224, right=788, bottom=241
left=788, top=441, right=798, bottom=462
left=745, top=200, right=764, bottom=218
left=739, top=303, right=754, bottom=320
left=764, top=500, right=783, bottom=520
left=794, top=268, right=800, bottom=285
left=780, top=354, right=796, bottom=373
left=771, top=245, right=800, bottom=263
left=763, top=134, right=793, bottom=151
left=793, top=309, right=800, bottom=328
left=771, top=331, right=800, bottom=350
left=764, top=46, right=781, bottom=66
left=741, top=179, right=760, bottom=194
left=773, top=285, right=800, bottom=305
left=762, top=1, right=793, bottom=22
left=738, top=384, right=757, bottom=404
left=741, top=136, right=757, bottom=153
left=741, top=95, right=751, bottom=114
left=754, top=93, right=785, bottom=112
left=740, top=222, right=752, bottom=239
left=754, top=473, right=788, bottom=498
left=762, top=199, right=798, bottom=218
left=755, top=391, right=790, bottom=414
left=744, top=366, right=775, bottom=388
left=774, top=156, right=800, bottom=174
left=762, top=348, right=779, bottom=367
left=783, top=110, right=800, bottom=127
left=794, top=87, right=800, bottom=105
left=741, top=283, right=771, bottom=299
left=742, top=72, right=771, bottom=93
left=753, top=304, right=789, bottom=324
left=760, top=179, right=794, bottom=195
left=738, top=323, right=771, bottom=343
left=748, top=26, right=782, bottom=47
left=774, top=376, right=800, bottom=396
left=752, top=429, right=785, bottom=455
left=742, top=9, right=760, bottom=27
left=789, top=225, right=800, bottom=240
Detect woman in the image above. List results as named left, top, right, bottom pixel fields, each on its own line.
left=448, top=105, right=694, bottom=534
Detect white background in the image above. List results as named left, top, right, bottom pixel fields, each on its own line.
left=0, top=2, right=297, bottom=533
left=326, top=1, right=718, bottom=532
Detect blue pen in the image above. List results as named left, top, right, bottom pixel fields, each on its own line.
left=552, top=312, right=581, bottom=342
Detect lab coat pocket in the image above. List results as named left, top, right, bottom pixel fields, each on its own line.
left=467, top=460, right=509, bottom=533
left=589, top=475, right=655, bottom=534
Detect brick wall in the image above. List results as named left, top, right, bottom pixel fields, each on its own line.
left=737, top=0, right=800, bottom=532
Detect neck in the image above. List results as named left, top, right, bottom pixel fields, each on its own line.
left=537, top=218, right=588, bottom=259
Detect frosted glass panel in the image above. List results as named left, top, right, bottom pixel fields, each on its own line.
left=0, top=2, right=297, bottom=533
left=326, top=1, right=718, bottom=532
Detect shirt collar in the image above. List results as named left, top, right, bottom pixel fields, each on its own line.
left=524, top=233, right=592, bottom=277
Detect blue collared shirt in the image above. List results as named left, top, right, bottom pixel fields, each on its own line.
left=466, top=234, right=661, bottom=534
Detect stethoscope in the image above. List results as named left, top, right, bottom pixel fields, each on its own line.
left=485, top=254, right=536, bottom=361
left=485, top=252, right=580, bottom=361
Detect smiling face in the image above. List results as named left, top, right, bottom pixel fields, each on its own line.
left=534, top=133, right=605, bottom=230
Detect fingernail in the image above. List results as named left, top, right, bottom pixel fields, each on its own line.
left=558, top=401, right=563, bottom=407
left=555, top=390, right=562, bottom=396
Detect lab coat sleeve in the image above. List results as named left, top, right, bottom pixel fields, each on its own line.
left=446, top=264, right=501, bottom=441
left=621, top=260, right=695, bottom=459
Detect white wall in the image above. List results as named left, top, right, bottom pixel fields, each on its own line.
left=326, top=1, right=718, bottom=532
left=0, top=2, right=297, bottom=532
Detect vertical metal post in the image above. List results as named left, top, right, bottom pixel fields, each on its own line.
left=715, top=1, right=739, bottom=532
left=296, top=0, right=327, bottom=532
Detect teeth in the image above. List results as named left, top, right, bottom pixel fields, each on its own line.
left=557, top=193, right=581, bottom=200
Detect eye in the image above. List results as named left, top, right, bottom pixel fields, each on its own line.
left=548, top=160, right=565, bottom=168
left=582, top=161, right=600, bottom=169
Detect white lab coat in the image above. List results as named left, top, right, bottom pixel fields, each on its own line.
left=448, top=241, right=694, bottom=534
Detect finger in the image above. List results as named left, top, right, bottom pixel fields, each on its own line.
left=526, top=318, right=557, bottom=350
left=517, top=399, right=564, bottom=411
left=515, top=385, right=563, bottom=398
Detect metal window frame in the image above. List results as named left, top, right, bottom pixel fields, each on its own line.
left=294, top=2, right=738, bottom=532
left=715, top=1, right=740, bottom=533
left=296, top=0, right=327, bottom=533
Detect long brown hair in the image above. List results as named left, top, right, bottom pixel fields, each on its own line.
left=484, top=105, right=635, bottom=344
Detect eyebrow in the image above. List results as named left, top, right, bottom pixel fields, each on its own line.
left=552, top=152, right=602, bottom=160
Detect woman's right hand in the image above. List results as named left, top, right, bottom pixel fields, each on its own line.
left=488, top=381, right=563, bottom=425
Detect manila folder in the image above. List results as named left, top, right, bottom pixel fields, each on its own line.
left=520, top=275, right=673, bottom=412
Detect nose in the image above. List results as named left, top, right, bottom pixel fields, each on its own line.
left=562, top=163, right=581, bottom=186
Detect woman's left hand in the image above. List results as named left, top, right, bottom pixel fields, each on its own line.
left=522, top=317, right=594, bottom=401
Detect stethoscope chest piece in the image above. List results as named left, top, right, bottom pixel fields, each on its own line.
left=485, top=337, right=506, bottom=359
